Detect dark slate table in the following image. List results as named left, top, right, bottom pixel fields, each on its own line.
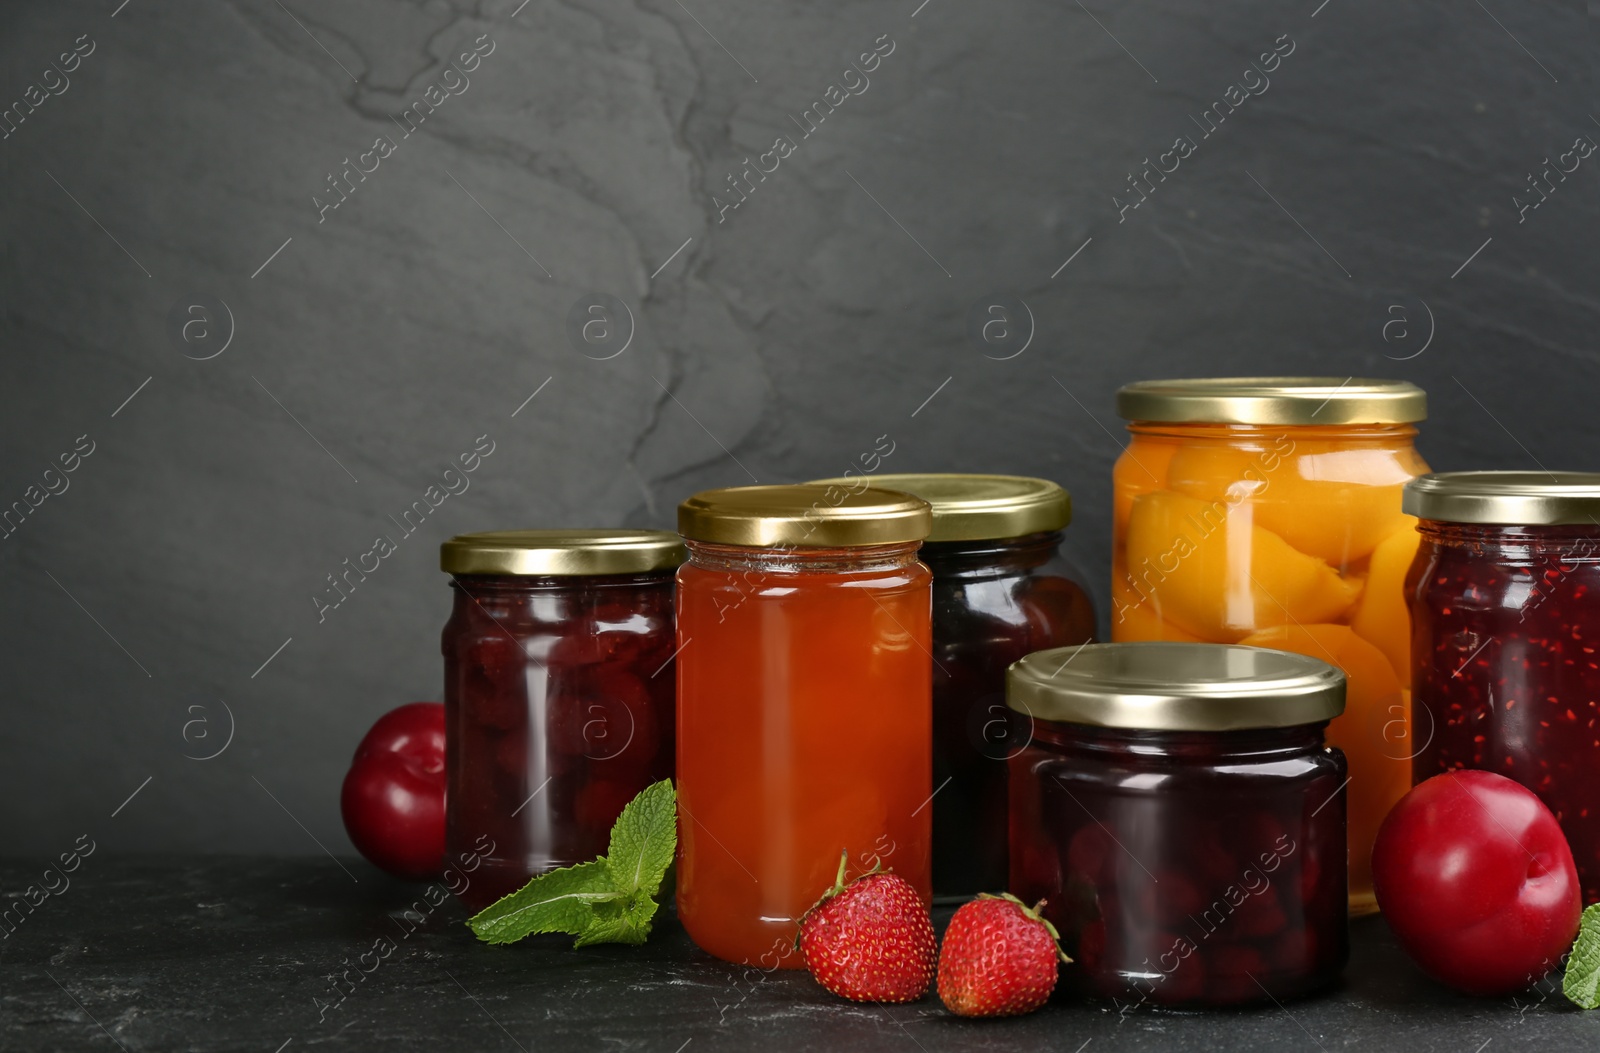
left=2, top=857, right=1594, bottom=1052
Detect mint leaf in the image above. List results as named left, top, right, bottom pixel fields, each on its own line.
left=1564, top=904, right=1600, bottom=1009
left=467, top=859, right=622, bottom=945
left=606, top=779, right=677, bottom=899
left=575, top=895, right=659, bottom=947
left=466, top=779, right=677, bottom=948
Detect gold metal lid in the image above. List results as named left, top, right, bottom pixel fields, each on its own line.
left=1116, top=377, right=1427, bottom=425
left=1404, top=471, right=1600, bottom=526
left=1007, top=642, right=1346, bottom=731
left=677, top=485, right=933, bottom=548
left=440, top=529, right=686, bottom=576
left=803, top=473, right=1069, bottom=542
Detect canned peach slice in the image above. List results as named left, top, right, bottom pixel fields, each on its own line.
left=1237, top=622, right=1407, bottom=908
left=1122, top=491, right=1361, bottom=640
left=1166, top=445, right=1418, bottom=564
left=1108, top=581, right=1206, bottom=642
left=1349, top=520, right=1422, bottom=679
left=1112, top=438, right=1179, bottom=529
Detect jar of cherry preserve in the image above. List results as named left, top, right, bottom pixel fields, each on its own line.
left=440, top=530, right=684, bottom=912
left=1009, top=642, right=1349, bottom=1007
left=807, top=472, right=1096, bottom=899
left=1404, top=471, right=1600, bottom=903
left=1113, top=377, right=1428, bottom=915
left=676, top=485, right=934, bottom=967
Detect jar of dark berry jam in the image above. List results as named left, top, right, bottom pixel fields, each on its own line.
left=807, top=473, right=1096, bottom=899
left=1008, top=642, right=1349, bottom=1007
left=440, top=530, right=685, bottom=912
left=1404, top=471, right=1600, bottom=903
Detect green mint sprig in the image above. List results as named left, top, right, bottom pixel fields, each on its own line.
left=468, top=779, right=676, bottom=947
left=1564, top=904, right=1600, bottom=1009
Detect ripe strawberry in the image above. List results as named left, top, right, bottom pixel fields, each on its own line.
left=797, top=852, right=936, bottom=1003
left=937, top=893, right=1068, bottom=1017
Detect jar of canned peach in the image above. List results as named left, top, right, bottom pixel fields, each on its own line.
left=1110, top=377, right=1429, bottom=915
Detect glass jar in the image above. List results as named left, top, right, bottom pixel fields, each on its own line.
left=1111, top=377, right=1428, bottom=915
left=1404, top=471, right=1600, bottom=903
left=1008, top=642, right=1349, bottom=1008
left=675, top=485, right=933, bottom=967
left=808, top=472, right=1097, bottom=898
left=440, top=530, right=684, bottom=912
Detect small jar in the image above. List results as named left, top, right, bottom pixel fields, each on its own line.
left=1009, top=642, right=1349, bottom=1007
left=676, top=485, right=933, bottom=967
left=1404, top=471, right=1600, bottom=903
left=808, top=473, right=1097, bottom=898
left=1112, top=377, right=1428, bottom=914
left=440, top=530, right=685, bottom=912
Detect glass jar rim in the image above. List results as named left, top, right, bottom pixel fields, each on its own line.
left=805, top=473, right=1069, bottom=541
left=439, top=529, right=685, bottom=576
left=1117, top=377, right=1426, bottom=425
left=1404, top=471, right=1600, bottom=526
left=1007, top=642, right=1346, bottom=731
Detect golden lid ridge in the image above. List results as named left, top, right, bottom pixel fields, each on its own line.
left=1117, top=377, right=1426, bottom=426
left=440, top=529, right=686, bottom=576
left=1008, top=642, right=1346, bottom=731
left=678, top=484, right=932, bottom=548
left=1404, top=471, right=1600, bottom=526
left=804, top=473, right=1070, bottom=542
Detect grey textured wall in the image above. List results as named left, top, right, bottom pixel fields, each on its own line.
left=1, top=0, right=1595, bottom=855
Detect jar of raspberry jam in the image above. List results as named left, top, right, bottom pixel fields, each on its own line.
left=1008, top=642, right=1349, bottom=1007
left=808, top=473, right=1096, bottom=899
left=440, top=530, right=685, bottom=912
left=1404, top=471, right=1600, bottom=903
left=676, top=485, right=933, bottom=967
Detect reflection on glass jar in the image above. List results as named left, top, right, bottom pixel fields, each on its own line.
left=440, top=530, right=684, bottom=912
left=808, top=472, right=1097, bottom=898
left=675, top=485, right=933, bottom=967
left=1110, top=377, right=1428, bottom=915
left=1405, top=472, right=1600, bottom=903
left=1008, top=642, right=1349, bottom=1007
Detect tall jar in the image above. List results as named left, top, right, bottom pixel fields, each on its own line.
left=1008, top=642, right=1350, bottom=1007
left=1111, top=377, right=1429, bottom=915
left=675, top=485, right=934, bottom=967
left=1404, top=471, right=1600, bottom=903
left=440, top=530, right=684, bottom=912
left=807, top=472, right=1097, bottom=898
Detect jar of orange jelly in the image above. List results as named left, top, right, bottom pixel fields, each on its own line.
left=675, top=485, right=934, bottom=967
left=1111, top=378, right=1429, bottom=915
